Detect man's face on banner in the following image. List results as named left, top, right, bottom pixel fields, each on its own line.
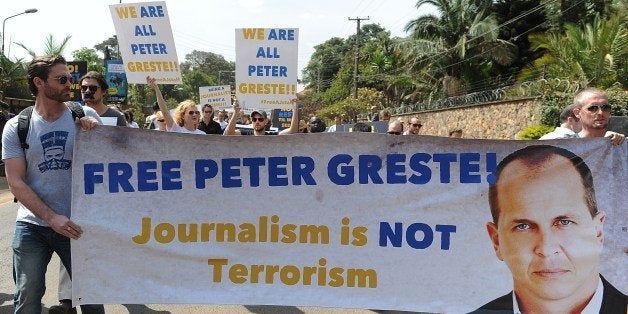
left=487, top=156, right=605, bottom=302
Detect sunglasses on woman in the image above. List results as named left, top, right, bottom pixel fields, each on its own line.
left=188, top=111, right=200, bottom=115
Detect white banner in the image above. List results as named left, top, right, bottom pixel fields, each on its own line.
left=199, top=85, right=231, bottom=110
left=235, top=28, right=298, bottom=111
left=110, top=1, right=182, bottom=84
left=71, top=128, right=627, bottom=312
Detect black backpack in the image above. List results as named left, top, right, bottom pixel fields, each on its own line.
left=17, top=102, right=85, bottom=150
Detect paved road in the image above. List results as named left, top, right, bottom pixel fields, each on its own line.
left=0, top=177, right=386, bottom=314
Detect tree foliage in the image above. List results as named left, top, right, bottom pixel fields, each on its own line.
left=71, top=48, right=105, bottom=73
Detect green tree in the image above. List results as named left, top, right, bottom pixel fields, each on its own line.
left=180, top=51, right=234, bottom=77
left=0, top=56, right=30, bottom=99
left=318, top=88, right=384, bottom=122
left=403, top=0, right=516, bottom=95
left=15, top=34, right=72, bottom=58
left=521, top=13, right=627, bottom=88
left=182, top=69, right=216, bottom=102
left=94, top=36, right=120, bottom=60
left=71, top=48, right=105, bottom=73
left=301, top=37, right=348, bottom=92
left=491, top=0, right=549, bottom=84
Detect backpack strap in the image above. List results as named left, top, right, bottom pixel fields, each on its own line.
left=17, top=106, right=34, bottom=150
left=66, top=101, right=85, bottom=120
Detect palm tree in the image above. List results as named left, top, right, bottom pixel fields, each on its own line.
left=0, top=55, right=30, bottom=99
left=15, top=34, right=72, bottom=58
left=402, top=0, right=515, bottom=95
left=520, top=13, right=627, bottom=88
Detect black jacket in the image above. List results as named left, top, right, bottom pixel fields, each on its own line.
left=472, top=276, right=626, bottom=314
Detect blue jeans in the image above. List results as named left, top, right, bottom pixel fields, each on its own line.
left=12, top=221, right=104, bottom=314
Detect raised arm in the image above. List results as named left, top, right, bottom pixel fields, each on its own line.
left=278, top=98, right=299, bottom=135
left=146, top=76, right=174, bottom=129
left=223, top=99, right=240, bottom=135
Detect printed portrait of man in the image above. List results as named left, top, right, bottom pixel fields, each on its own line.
left=476, top=145, right=626, bottom=313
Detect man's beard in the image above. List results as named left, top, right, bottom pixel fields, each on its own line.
left=43, top=84, right=71, bottom=102
left=254, top=124, right=265, bottom=132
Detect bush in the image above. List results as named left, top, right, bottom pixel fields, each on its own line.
left=519, top=124, right=555, bottom=140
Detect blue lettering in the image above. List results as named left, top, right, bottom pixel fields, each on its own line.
left=291, top=156, right=316, bottom=185
left=379, top=222, right=403, bottom=247
left=408, top=153, right=432, bottom=184
left=108, top=163, right=135, bottom=193
left=222, top=158, right=241, bottom=188
left=243, top=157, right=265, bottom=187
left=195, top=159, right=218, bottom=189
left=84, top=163, right=104, bottom=195
left=140, top=5, right=164, bottom=17
left=358, top=155, right=383, bottom=184
left=460, top=153, right=481, bottom=183
left=386, top=154, right=406, bottom=184
left=268, top=157, right=288, bottom=186
left=433, top=153, right=457, bottom=183
left=137, top=161, right=158, bottom=191
left=435, top=224, right=457, bottom=250
left=379, top=222, right=457, bottom=250
left=161, top=160, right=181, bottom=190
left=406, top=223, right=433, bottom=249
left=328, top=154, right=354, bottom=185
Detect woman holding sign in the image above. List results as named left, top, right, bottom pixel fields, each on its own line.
left=147, top=76, right=206, bottom=134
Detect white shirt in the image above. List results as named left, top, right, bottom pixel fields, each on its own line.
left=166, top=123, right=206, bottom=134
left=512, top=277, right=603, bottom=314
left=539, top=126, right=577, bottom=139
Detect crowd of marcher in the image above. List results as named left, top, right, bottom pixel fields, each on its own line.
left=0, top=56, right=625, bottom=314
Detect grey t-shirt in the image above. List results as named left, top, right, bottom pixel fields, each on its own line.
left=1, top=105, right=101, bottom=226
left=100, top=107, right=127, bottom=126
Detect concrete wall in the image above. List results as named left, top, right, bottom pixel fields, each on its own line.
left=392, top=97, right=541, bottom=140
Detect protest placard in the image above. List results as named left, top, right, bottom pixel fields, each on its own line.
left=67, top=61, right=87, bottom=102
left=235, top=28, right=298, bottom=111
left=109, top=1, right=181, bottom=84
left=199, top=85, right=231, bottom=110
left=71, top=128, right=627, bottom=312
left=105, top=60, right=128, bottom=104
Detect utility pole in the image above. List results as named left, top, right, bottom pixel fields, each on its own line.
left=348, top=16, right=369, bottom=100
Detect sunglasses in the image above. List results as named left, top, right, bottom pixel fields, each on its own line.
left=52, top=75, right=74, bottom=84
left=584, top=104, right=611, bottom=113
left=252, top=117, right=265, bottom=122
left=157, top=119, right=165, bottom=122
left=387, top=131, right=401, bottom=135
left=411, top=123, right=422, bottom=128
left=81, top=85, right=99, bottom=92
left=203, top=111, right=213, bottom=114
left=188, top=111, right=200, bottom=115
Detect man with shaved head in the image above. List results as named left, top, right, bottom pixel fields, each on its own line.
left=477, top=145, right=626, bottom=313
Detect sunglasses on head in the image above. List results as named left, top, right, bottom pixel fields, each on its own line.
left=585, top=104, right=611, bottom=113
left=81, top=85, right=99, bottom=92
left=252, top=117, right=265, bottom=122
left=188, top=111, right=200, bottom=115
left=52, top=75, right=74, bottom=84
left=387, top=131, right=401, bottom=135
